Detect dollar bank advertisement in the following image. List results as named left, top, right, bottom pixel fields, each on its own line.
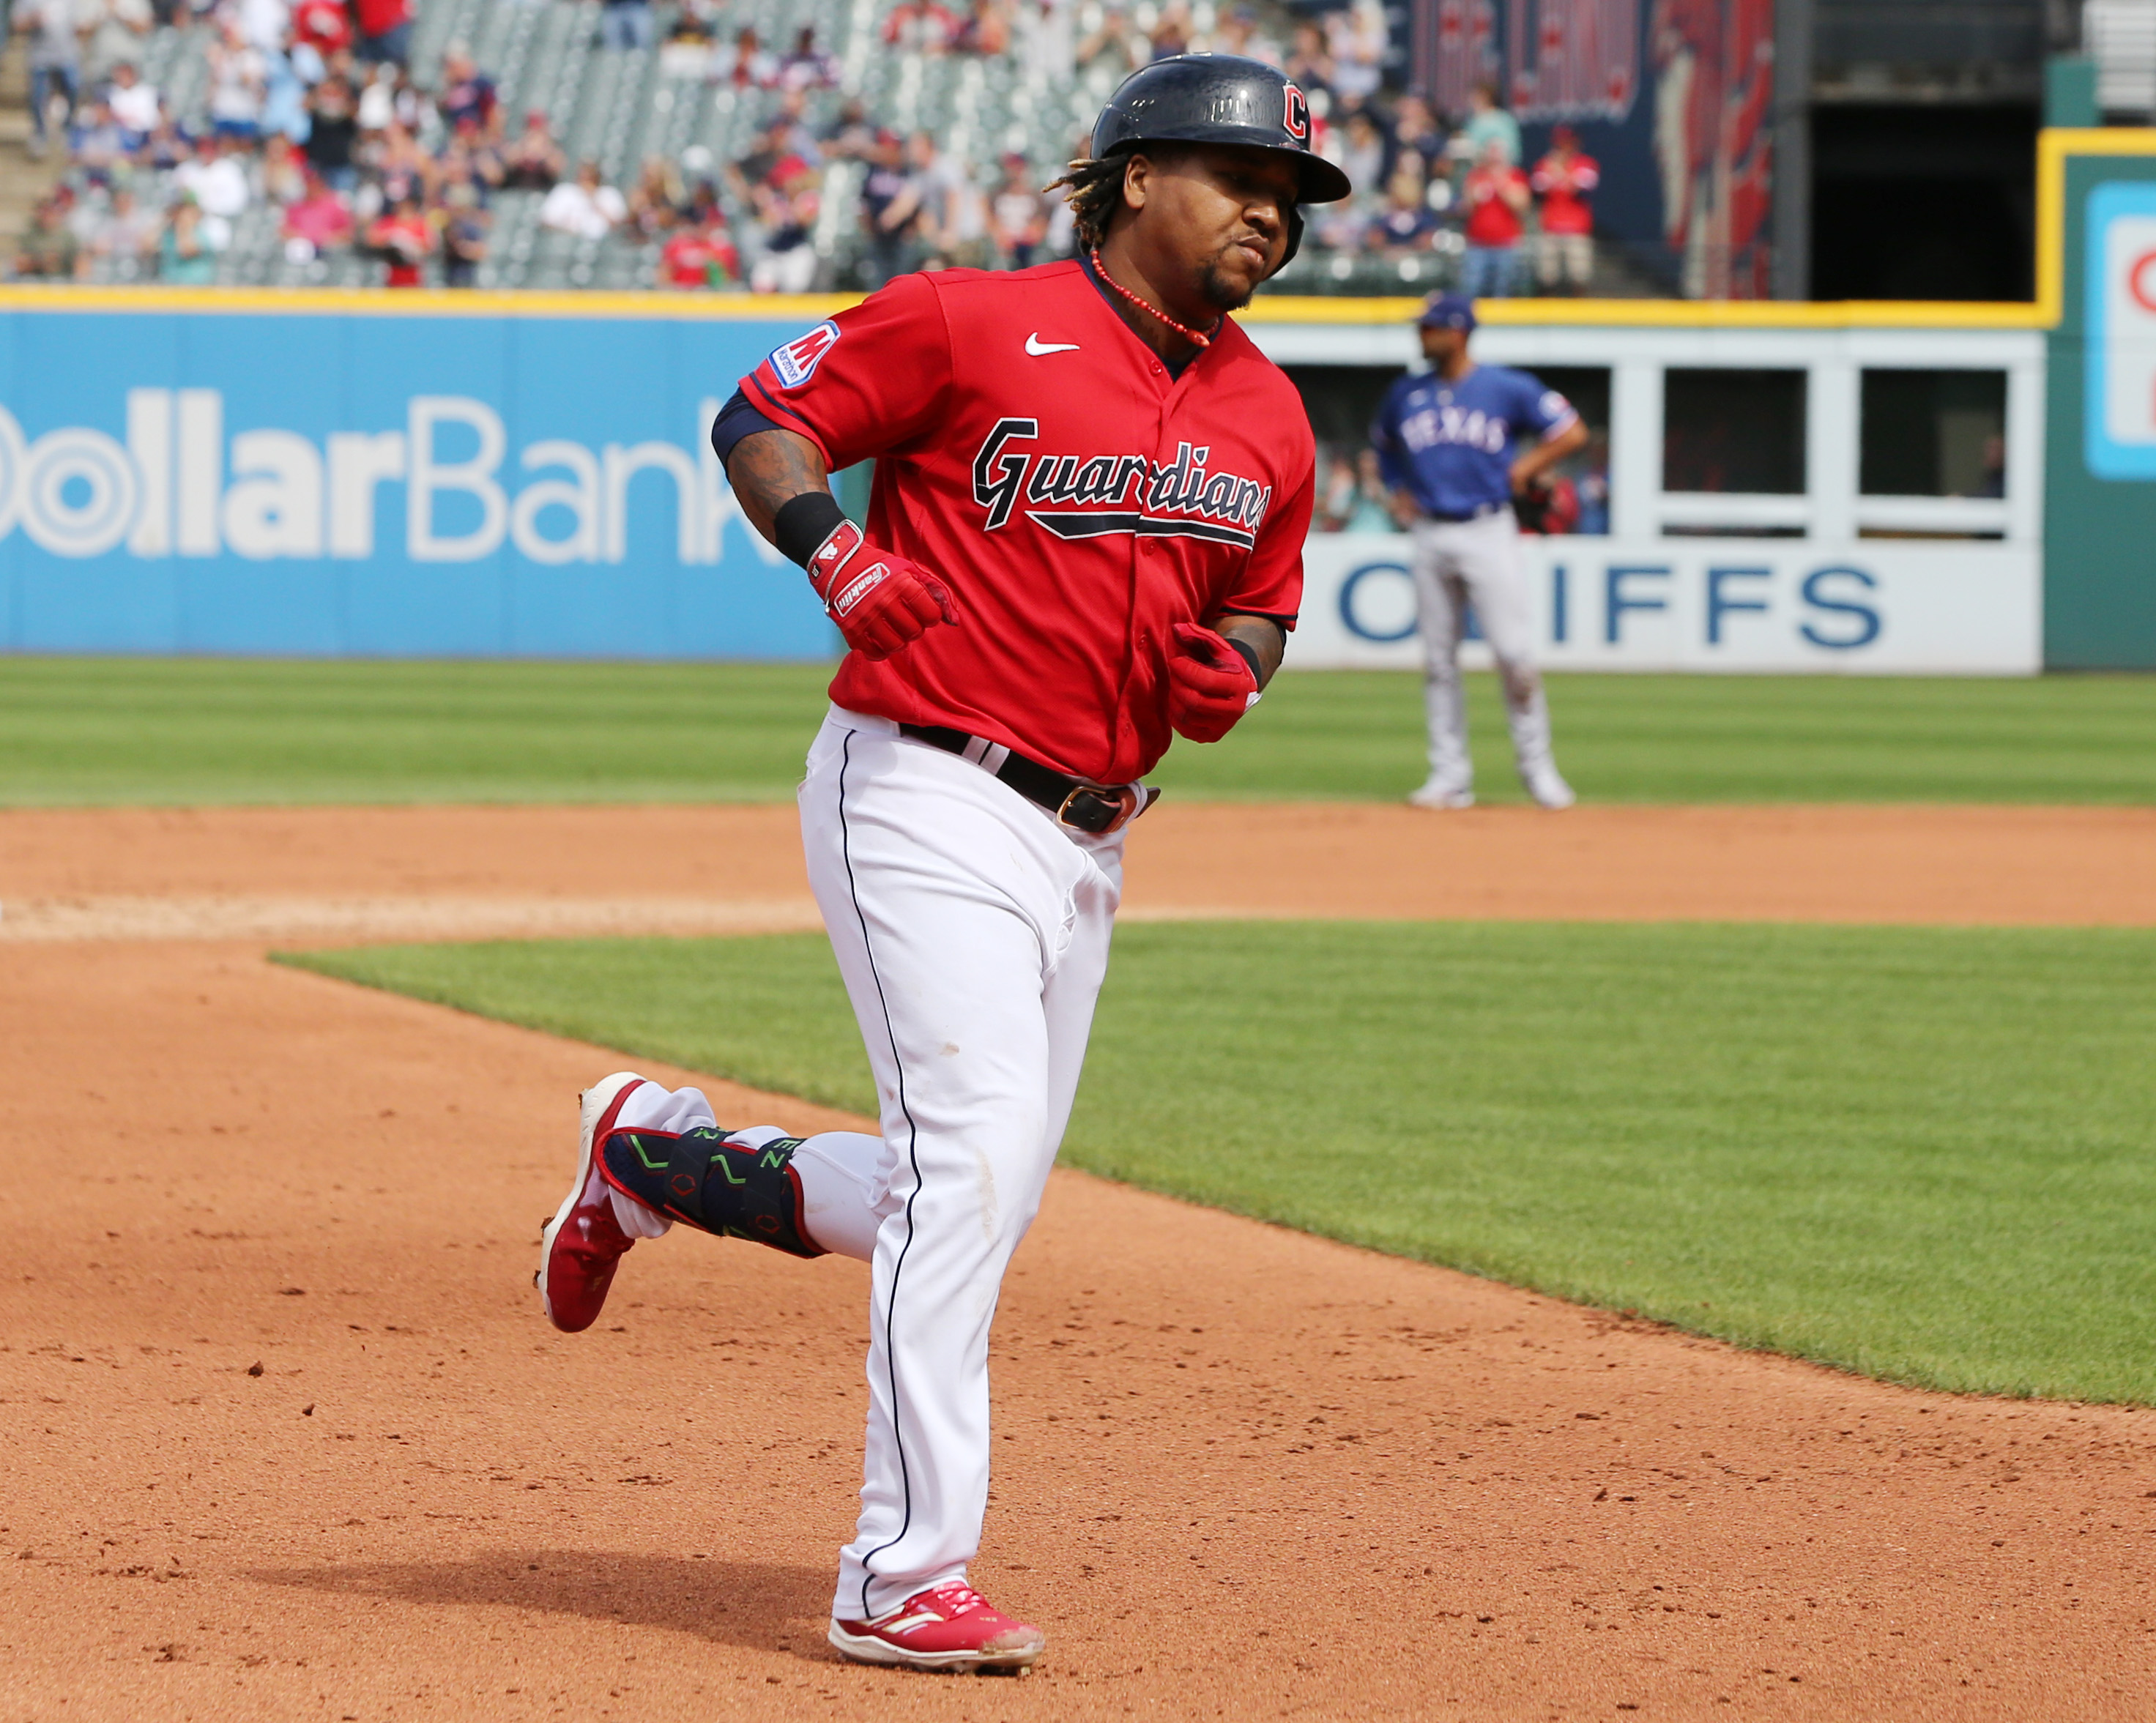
left=0, top=302, right=2036, bottom=672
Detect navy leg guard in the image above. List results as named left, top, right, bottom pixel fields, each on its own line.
left=598, top=1127, right=826, bottom=1259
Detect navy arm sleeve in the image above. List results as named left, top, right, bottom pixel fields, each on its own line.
left=710, top=388, right=786, bottom=468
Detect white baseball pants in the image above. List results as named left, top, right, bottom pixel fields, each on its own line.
left=607, top=707, right=1123, bottom=1623
left=812, top=705, right=1125, bottom=1624
left=1409, top=510, right=1559, bottom=790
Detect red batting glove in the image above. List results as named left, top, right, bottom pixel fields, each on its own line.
left=1167, top=622, right=1261, bottom=744
left=806, top=520, right=958, bottom=661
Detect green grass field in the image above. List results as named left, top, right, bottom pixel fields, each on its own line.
left=284, top=922, right=2156, bottom=1406
left=4, top=656, right=2152, bottom=805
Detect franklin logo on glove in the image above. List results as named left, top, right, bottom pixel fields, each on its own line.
left=800, top=514, right=959, bottom=661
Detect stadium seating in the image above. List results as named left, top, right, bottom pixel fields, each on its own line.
left=66, top=0, right=1465, bottom=293
left=81, top=0, right=1134, bottom=290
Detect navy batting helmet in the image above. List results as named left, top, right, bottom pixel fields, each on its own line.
left=1089, top=54, right=1351, bottom=267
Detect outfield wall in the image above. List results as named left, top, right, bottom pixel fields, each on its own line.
left=0, top=286, right=2094, bottom=673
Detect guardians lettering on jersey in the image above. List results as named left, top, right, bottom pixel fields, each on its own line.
left=972, top=418, right=1272, bottom=548
left=1397, top=392, right=1571, bottom=456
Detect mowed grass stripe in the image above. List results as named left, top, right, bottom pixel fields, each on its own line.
left=5, top=657, right=2153, bottom=804
left=283, top=922, right=2156, bottom=1405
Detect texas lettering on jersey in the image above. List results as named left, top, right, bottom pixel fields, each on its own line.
left=971, top=417, right=1273, bottom=548
left=1398, top=390, right=1571, bottom=456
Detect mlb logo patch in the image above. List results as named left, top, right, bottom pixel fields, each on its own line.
left=769, top=320, right=841, bottom=388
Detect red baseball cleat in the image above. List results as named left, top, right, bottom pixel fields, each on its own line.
left=828, top=1583, right=1046, bottom=1673
left=536, top=1073, right=647, bottom=1333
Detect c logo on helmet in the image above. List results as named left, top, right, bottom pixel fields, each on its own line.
left=1282, top=82, right=1309, bottom=144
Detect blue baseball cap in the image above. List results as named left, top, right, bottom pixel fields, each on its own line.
left=1416, top=291, right=1478, bottom=332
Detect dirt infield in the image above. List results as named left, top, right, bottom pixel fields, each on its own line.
left=4, top=800, right=2155, bottom=937
left=4, top=804, right=2154, bottom=1721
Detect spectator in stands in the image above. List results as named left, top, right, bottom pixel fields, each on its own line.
left=206, top=19, right=267, bottom=141
left=290, top=0, right=350, bottom=58
left=259, top=34, right=314, bottom=143
left=883, top=130, right=960, bottom=267
left=712, top=23, right=777, bottom=86
left=364, top=120, right=432, bottom=215
left=882, top=0, right=959, bottom=54
left=303, top=72, right=359, bottom=189
left=15, top=191, right=84, bottom=278
left=1331, top=102, right=1389, bottom=204
left=1326, top=0, right=1386, bottom=101
left=67, top=96, right=131, bottom=179
left=600, top=0, right=653, bottom=52
left=659, top=211, right=740, bottom=289
left=17, top=0, right=86, bottom=161
left=106, top=59, right=160, bottom=143
left=91, top=178, right=161, bottom=272
left=82, top=0, right=153, bottom=83
left=1573, top=433, right=1610, bottom=532
left=1460, top=137, right=1528, bottom=297
left=1530, top=124, right=1597, bottom=294
left=658, top=5, right=713, bottom=77
left=157, top=193, right=218, bottom=282
left=1971, top=434, right=2006, bottom=499
left=1015, top=0, right=1073, bottom=84
left=1371, top=160, right=1437, bottom=255
left=627, top=155, right=685, bottom=239
left=1390, top=92, right=1447, bottom=179
left=353, top=0, right=411, bottom=66
left=142, top=114, right=193, bottom=170
left=540, top=159, right=627, bottom=240
left=440, top=182, right=488, bottom=286
left=777, top=25, right=839, bottom=88
left=959, top=0, right=1012, bottom=56
left=436, top=124, right=500, bottom=208
left=234, top=0, right=289, bottom=53
left=1145, top=0, right=1192, bottom=61
left=1074, top=2, right=1145, bottom=78
left=819, top=96, right=876, bottom=163
left=501, top=109, right=564, bottom=190
left=1316, top=450, right=1361, bottom=532
left=260, top=130, right=306, bottom=202
left=367, top=190, right=431, bottom=286
left=858, top=127, right=912, bottom=288
left=1209, top=6, right=1279, bottom=65
left=989, top=152, right=1047, bottom=268
left=748, top=161, right=819, bottom=293
left=373, top=64, right=425, bottom=133
left=1283, top=21, right=1332, bottom=97
left=281, top=165, right=352, bottom=259
left=1460, top=81, right=1520, bottom=165
left=176, top=131, right=252, bottom=225
left=436, top=44, right=496, bottom=134
left=927, top=147, right=989, bottom=268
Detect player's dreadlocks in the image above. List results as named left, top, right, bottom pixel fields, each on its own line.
left=1045, top=153, right=1131, bottom=252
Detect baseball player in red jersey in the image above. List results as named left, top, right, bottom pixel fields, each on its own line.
left=532, top=56, right=1349, bottom=1674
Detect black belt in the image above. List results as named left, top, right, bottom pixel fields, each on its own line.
left=899, top=724, right=1155, bottom=836
left=1424, top=502, right=1509, bottom=524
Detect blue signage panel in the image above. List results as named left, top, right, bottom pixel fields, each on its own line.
left=0, top=306, right=836, bottom=658
left=2083, top=181, right=2156, bottom=481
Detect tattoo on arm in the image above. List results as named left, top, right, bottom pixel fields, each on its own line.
left=724, top=428, right=832, bottom=545
left=1216, top=614, right=1287, bottom=688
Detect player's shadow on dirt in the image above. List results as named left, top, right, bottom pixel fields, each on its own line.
left=253, top=1549, right=830, bottom=1652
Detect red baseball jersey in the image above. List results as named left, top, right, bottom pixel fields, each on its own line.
left=739, top=260, right=1315, bottom=784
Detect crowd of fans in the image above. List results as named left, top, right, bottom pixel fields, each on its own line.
left=10, top=0, right=1600, bottom=298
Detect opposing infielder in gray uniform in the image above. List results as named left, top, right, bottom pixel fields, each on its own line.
left=1370, top=292, right=1588, bottom=809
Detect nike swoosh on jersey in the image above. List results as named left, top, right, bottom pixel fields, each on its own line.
left=1024, top=333, right=1080, bottom=355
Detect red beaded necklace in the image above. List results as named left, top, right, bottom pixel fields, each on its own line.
left=1089, top=248, right=1221, bottom=350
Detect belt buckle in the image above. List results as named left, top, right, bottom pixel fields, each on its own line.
left=1056, top=782, right=1140, bottom=836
